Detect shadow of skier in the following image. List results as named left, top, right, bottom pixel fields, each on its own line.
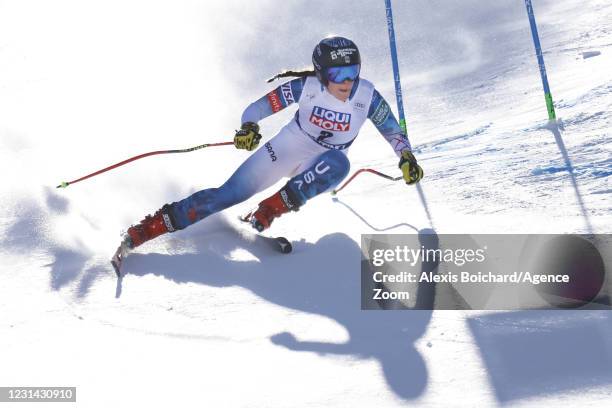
left=124, top=215, right=438, bottom=400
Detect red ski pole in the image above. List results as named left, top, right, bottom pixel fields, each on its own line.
left=56, top=141, right=234, bottom=189
left=331, top=168, right=402, bottom=195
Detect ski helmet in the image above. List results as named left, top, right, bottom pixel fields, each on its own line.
left=312, top=36, right=361, bottom=85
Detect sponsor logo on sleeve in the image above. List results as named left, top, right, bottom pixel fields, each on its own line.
left=267, top=90, right=283, bottom=113
left=265, top=142, right=277, bottom=162
left=371, top=100, right=391, bottom=126
left=309, top=106, right=351, bottom=132
left=281, top=83, right=294, bottom=105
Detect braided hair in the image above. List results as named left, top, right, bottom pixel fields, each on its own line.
left=266, top=69, right=316, bottom=83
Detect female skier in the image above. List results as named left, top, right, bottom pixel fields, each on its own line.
left=114, top=36, right=423, bottom=265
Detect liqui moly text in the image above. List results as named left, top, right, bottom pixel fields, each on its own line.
left=309, top=107, right=351, bottom=131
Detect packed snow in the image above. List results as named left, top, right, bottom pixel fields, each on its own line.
left=1, top=0, right=610, bottom=406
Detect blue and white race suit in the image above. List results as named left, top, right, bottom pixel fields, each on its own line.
left=170, top=76, right=411, bottom=229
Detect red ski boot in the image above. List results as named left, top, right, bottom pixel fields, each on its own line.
left=250, top=188, right=300, bottom=232
left=126, top=204, right=176, bottom=249
left=112, top=205, right=177, bottom=276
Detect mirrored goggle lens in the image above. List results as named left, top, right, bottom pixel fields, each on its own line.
left=327, top=64, right=360, bottom=83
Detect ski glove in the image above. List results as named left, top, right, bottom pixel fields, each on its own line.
left=234, top=122, right=262, bottom=151
left=398, top=150, right=424, bottom=185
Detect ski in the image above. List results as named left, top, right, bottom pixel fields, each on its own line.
left=110, top=212, right=292, bottom=277
left=238, top=213, right=293, bottom=254
left=110, top=237, right=132, bottom=277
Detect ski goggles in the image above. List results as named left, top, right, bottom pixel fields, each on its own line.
left=327, top=64, right=360, bottom=84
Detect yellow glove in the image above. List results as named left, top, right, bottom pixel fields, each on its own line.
left=234, top=122, right=262, bottom=151
left=398, top=150, right=424, bottom=185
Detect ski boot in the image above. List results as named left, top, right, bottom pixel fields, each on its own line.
left=126, top=204, right=177, bottom=248
left=250, top=187, right=300, bottom=232
left=111, top=204, right=177, bottom=276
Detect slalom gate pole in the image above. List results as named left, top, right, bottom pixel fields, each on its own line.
left=524, top=0, right=557, bottom=121
left=331, top=1, right=411, bottom=196
left=384, top=0, right=411, bottom=144
left=382, top=0, right=435, bottom=227
left=56, top=141, right=234, bottom=189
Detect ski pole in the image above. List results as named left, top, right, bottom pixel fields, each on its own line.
left=56, top=141, right=234, bottom=189
left=332, top=168, right=402, bottom=195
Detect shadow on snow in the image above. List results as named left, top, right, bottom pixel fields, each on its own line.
left=120, top=215, right=435, bottom=400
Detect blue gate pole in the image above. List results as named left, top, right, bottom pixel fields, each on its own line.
left=384, top=0, right=436, bottom=228
left=524, top=0, right=557, bottom=121
left=384, top=0, right=411, bottom=149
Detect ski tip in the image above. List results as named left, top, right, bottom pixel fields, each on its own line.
left=238, top=213, right=292, bottom=254
left=111, top=259, right=121, bottom=278
left=276, top=237, right=293, bottom=254
left=111, top=237, right=133, bottom=278
left=111, top=247, right=125, bottom=278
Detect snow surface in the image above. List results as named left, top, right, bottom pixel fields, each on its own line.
left=1, top=0, right=611, bottom=407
